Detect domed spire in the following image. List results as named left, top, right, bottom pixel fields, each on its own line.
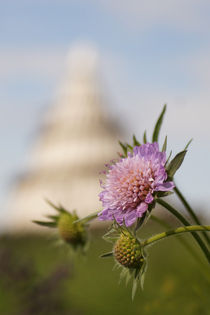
left=66, top=43, right=99, bottom=81
left=8, top=44, right=121, bottom=231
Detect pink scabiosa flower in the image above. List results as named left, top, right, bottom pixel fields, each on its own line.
left=98, top=142, right=175, bottom=226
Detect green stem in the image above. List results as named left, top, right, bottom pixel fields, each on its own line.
left=151, top=216, right=210, bottom=281
left=151, top=215, right=203, bottom=265
left=174, top=185, right=210, bottom=245
left=142, top=225, right=210, bottom=248
left=156, top=199, right=210, bottom=263
left=74, top=211, right=99, bottom=224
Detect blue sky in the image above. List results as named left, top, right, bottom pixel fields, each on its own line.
left=1, top=0, right=210, bottom=219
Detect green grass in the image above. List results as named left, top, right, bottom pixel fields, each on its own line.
left=0, top=227, right=209, bottom=315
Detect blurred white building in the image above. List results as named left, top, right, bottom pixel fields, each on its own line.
left=9, top=45, right=121, bottom=231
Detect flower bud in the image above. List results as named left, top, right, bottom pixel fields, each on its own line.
left=58, top=212, right=87, bottom=248
left=114, top=231, right=143, bottom=268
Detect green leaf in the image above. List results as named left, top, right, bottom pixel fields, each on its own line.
left=143, top=130, right=147, bottom=144
left=162, top=135, right=167, bottom=152
left=152, top=104, right=167, bottom=143
left=165, top=150, right=172, bottom=166
left=184, top=138, right=193, bottom=150
left=167, top=150, right=187, bottom=178
left=58, top=204, right=69, bottom=213
left=133, top=135, right=141, bottom=146
left=126, top=143, right=133, bottom=150
left=100, top=252, right=113, bottom=258
left=125, top=143, right=133, bottom=154
left=32, top=220, right=57, bottom=228
left=119, top=141, right=128, bottom=157
left=45, top=199, right=65, bottom=213
left=46, top=215, right=59, bottom=222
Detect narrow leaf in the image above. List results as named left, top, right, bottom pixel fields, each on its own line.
left=58, top=204, right=69, bottom=213
left=119, top=141, right=128, bottom=156
left=32, top=220, right=57, bottom=228
left=140, top=261, right=147, bottom=290
left=184, top=138, right=193, bottom=150
left=126, top=143, right=133, bottom=150
left=133, top=135, right=140, bottom=146
left=125, top=143, right=133, bottom=154
left=103, top=228, right=120, bottom=242
left=103, top=228, right=116, bottom=237
left=100, top=252, right=113, bottom=258
left=46, top=215, right=59, bottom=221
left=143, top=130, right=147, bottom=144
left=162, top=135, right=167, bottom=152
left=165, top=150, right=172, bottom=166
left=167, top=150, right=187, bottom=178
left=103, top=236, right=119, bottom=243
left=152, top=104, right=167, bottom=142
left=132, top=279, right=138, bottom=300
left=45, top=199, right=64, bottom=213
left=156, top=191, right=174, bottom=198
left=74, top=211, right=99, bottom=224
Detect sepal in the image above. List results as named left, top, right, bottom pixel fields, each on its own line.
left=161, top=135, right=167, bottom=152
left=156, top=190, right=174, bottom=198
left=143, top=130, right=147, bottom=144
left=132, top=135, right=141, bottom=146
left=32, top=220, right=57, bottom=228
left=119, top=141, right=128, bottom=157
left=100, top=252, right=113, bottom=258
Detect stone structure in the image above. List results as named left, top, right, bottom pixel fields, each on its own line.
left=9, top=46, right=121, bottom=231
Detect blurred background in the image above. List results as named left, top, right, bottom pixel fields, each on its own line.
left=1, top=0, right=210, bottom=314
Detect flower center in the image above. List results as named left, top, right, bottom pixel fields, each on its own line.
left=108, top=157, right=155, bottom=211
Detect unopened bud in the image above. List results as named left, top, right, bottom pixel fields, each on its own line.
left=58, top=212, right=86, bottom=248
left=114, top=231, right=143, bottom=268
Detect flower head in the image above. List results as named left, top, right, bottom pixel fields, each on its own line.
left=98, top=142, right=174, bottom=226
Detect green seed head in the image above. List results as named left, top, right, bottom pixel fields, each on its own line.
left=114, top=231, right=143, bottom=269
left=58, top=212, right=86, bottom=248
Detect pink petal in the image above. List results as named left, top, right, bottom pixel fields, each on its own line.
left=145, top=193, right=154, bottom=204
left=155, top=181, right=175, bottom=191
left=136, top=202, right=148, bottom=217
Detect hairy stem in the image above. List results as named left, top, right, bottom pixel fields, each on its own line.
left=142, top=225, right=210, bottom=248
left=150, top=215, right=203, bottom=265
